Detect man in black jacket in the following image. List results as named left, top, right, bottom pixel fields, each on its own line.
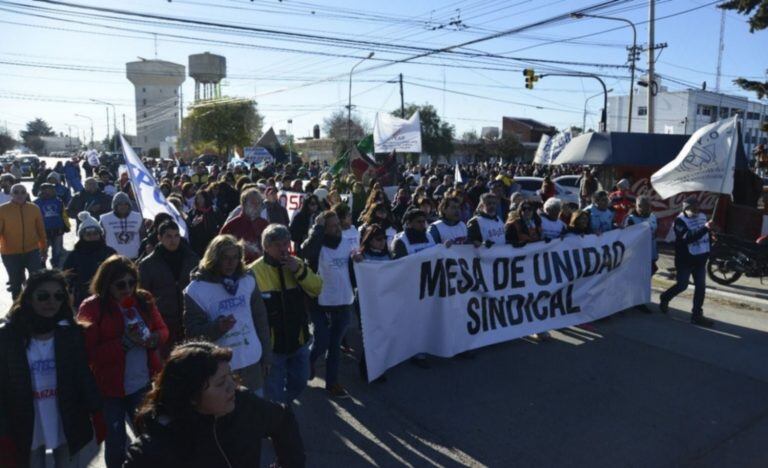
left=139, top=221, right=200, bottom=357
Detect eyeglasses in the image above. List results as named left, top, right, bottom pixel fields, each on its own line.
left=35, top=291, right=67, bottom=302
left=114, top=279, right=137, bottom=290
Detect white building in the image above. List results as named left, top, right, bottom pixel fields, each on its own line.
left=607, top=80, right=768, bottom=157
left=126, top=59, right=186, bottom=153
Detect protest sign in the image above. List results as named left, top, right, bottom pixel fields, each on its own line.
left=278, top=190, right=306, bottom=221
left=354, top=224, right=652, bottom=381
left=373, top=112, right=422, bottom=154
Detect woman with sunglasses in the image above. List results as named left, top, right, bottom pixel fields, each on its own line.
left=77, top=255, right=168, bottom=468
left=0, top=269, right=104, bottom=468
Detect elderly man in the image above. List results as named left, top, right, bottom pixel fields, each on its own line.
left=220, top=188, right=269, bottom=263
left=0, top=184, right=47, bottom=298
left=250, top=223, right=322, bottom=404
left=67, top=176, right=113, bottom=224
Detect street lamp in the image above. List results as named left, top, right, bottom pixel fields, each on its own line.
left=583, top=89, right=613, bottom=131
left=89, top=98, right=118, bottom=152
left=347, top=52, right=375, bottom=147
left=74, top=113, right=94, bottom=149
left=571, top=12, right=637, bottom=132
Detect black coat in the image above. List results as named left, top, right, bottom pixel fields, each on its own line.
left=0, top=320, right=102, bottom=465
left=62, top=240, right=116, bottom=307
left=124, top=389, right=305, bottom=468
left=187, top=208, right=224, bottom=257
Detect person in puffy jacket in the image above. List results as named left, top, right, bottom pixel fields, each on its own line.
left=124, top=341, right=305, bottom=468
left=63, top=212, right=117, bottom=307
left=0, top=269, right=105, bottom=468
left=77, top=255, right=168, bottom=468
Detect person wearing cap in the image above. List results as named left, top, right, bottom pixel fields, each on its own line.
left=46, top=171, right=71, bottom=205
left=67, top=177, right=112, bottom=223
left=99, top=192, right=145, bottom=260
left=264, top=186, right=290, bottom=226
left=392, top=209, right=437, bottom=259
left=609, top=178, right=636, bottom=226
left=659, top=197, right=716, bottom=327
left=34, top=183, right=71, bottom=268
left=0, top=174, right=15, bottom=205
left=63, top=212, right=117, bottom=307
left=0, top=184, right=47, bottom=298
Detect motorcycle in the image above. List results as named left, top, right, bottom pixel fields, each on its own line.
left=707, top=233, right=768, bottom=285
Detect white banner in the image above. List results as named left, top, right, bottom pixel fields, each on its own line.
left=355, top=224, right=652, bottom=381
left=373, top=111, right=422, bottom=154
left=119, top=135, right=188, bottom=237
left=548, top=130, right=572, bottom=164
left=278, top=190, right=306, bottom=221
left=533, top=134, right=552, bottom=165
left=651, top=116, right=738, bottom=199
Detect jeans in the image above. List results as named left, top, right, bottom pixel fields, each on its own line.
left=29, top=443, right=83, bottom=468
left=2, top=250, right=42, bottom=299
left=265, top=343, right=311, bottom=404
left=310, top=304, right=353, bottom=389
left=660, top=256, right=707, bottom=316
left=46, top=231, right=64, bottom=268
left=103, top=387, right=147, bottom=468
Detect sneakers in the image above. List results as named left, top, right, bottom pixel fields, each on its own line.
left=328, top=383, right=351, bottom=399
left=529, top=331, right=551, bottom=341
left=658, top=301, right=669, bottom=314
left=691, top=315, right=714, bottom=327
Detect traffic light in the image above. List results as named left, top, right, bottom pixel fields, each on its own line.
left=523, top=68, right=538, bottom=89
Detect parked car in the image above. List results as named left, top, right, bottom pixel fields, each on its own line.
left=0, top=154, right=16, bottom=166
left=554, top=175, right=603, bottom=198
left=513, top=176, right=579, bottom=205
left=17, top=155, right=40, bottom=177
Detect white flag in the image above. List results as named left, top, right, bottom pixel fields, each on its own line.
left=548, top=131, right=572, bottom=164
left=373, top=111, right=422, bottom=153
left=651, top=116, right=738, bottom=199
left=533, top=134, right=552, bottom=165
left=119, top=135, right=188, bottom=237
left=454, top=162, right=463, bottom=184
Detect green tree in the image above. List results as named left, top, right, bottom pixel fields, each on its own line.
left=719, top=1, right=768, bottom=100
left=0, top=130, right=17, bottom=154
left=393, top=104, right=454, bottom=161
left=322, top=110, right=367, bottom=155
left=181, top=99, right=263, bottom=156
left=20, top=118, right=54, bottom=154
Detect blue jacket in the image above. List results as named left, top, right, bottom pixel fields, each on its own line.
left=34, top=196, right=66, bottom=231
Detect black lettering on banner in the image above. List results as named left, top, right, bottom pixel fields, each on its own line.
left=551, top=250, right=574, bottom=283
left=566, top=284, right=581, bottom=314
left=505, top=295, right=525, bottom=325
left=488, top=297, right=508, bottom=330
left=471, top=258, right=488, bottom=293
left=597, top=245, right=613, bottom=275
left=466, top=297, right=481, bottom=335
left=457, top=258, right=473, bottom=294
left=419, top=260, right=445, bottom=299
left=571, top=249, right=584, bottom=279
left=533, top=252, right=552, bottom=285
left=445, top=258, right=458, bottom=296
left=533, top=290, right=549, bottom=320
left=612, top=241, right=625, bottom=269
left=510, top=255, right=526, bottom=288
left=493, top=258, right=508, bottom=290
left=582, top=247, right=600, bottom=277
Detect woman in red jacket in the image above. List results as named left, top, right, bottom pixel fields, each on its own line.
left=77, top=255, right=168, bottom=468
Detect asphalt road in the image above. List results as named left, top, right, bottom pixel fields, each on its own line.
left=4, top=159, right=768, bottom=467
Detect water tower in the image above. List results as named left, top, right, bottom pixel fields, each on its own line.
left=126, top=59, right=186, bottom=151
left=189, top=52, right=226, bottom=101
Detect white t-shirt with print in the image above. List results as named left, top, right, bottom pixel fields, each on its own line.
left=27, top=337, right=67, bottom=450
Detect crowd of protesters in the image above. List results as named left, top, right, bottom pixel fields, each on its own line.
left=0, top=150, right=724, bottom=467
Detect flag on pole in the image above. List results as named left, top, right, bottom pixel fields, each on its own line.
left=119, top=135, right=188, bottom=237
left=373, top=112, right=422, bottom=153
left=454, top=162, right=463, bottom=184
left=547, top=130, right=572, bottom=165
left=651, top=116, right=739, bottom=199
left=533, top=134, right=552, bottom=165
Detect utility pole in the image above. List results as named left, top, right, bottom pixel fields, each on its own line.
left=715, top=8, right=726, bottom=92
left=105, top=107, right=110, bottom=143
left=122, top=113, right=126, bottom=135
left=647, top=0, right=655, bottom=134
left=399, top=73, right=405, bottom=118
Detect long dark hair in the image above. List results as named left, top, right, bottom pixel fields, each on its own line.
left=88, top=254, right=152, bottom=315
left=134, top=341, right=233, bottom=433
left=6, top=269, right=77, bottom=345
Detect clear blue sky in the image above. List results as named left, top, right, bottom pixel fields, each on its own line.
left=0, top=0, right=766, bottom=144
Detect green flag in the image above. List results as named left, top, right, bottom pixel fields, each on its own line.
left=357, top=134, right=374, bottom=155
left=329, top=149, right=349, bottom=175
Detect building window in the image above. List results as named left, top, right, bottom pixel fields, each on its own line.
left=638, top=106, right=647, bottom=116
left=142, top=98, right=146, bottom=106
left=174, top=89, right=178, bottom=95
left=731, top=108, right=741, bottom=117
left=142, top=87, right=146, bottom=93
left=699, top=105, right=712, bottom=116
left=143, top=112, right=147, bottom=118
left=719, top=107, right=729, bottom=118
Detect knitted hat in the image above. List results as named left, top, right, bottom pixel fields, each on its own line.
left=77, top=211, right=103, bottom=238
left=111, top=192, right=131, bottom=210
